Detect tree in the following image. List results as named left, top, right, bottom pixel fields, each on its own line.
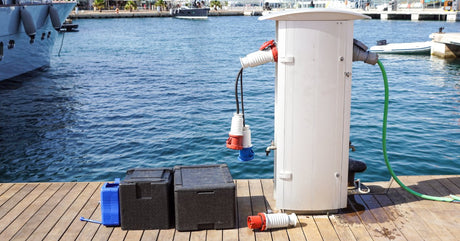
left=154, top=0, right=166, bottom=10
left=210, top=0, right=222, bottom=9
left=93, top=0, right=105, bottom=12
left=125, top=0, right=137, bottom=11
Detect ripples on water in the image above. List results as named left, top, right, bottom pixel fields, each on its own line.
left=0, top=17, right=458, bottom=182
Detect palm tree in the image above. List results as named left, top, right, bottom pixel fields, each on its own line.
left=125, top=0, right=138, bottom=12
left=210, top=0, right=222, bottom=10
left=154, top=0, right=166, bottom=11
left=93, top=0, right=105, bottom=12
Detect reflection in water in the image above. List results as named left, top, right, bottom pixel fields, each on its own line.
left=0, top=72, right=79, bottom=182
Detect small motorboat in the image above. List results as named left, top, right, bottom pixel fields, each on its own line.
left=60, top=19, right=79, bottom=32
left=369, top=40, right=432, bottom=55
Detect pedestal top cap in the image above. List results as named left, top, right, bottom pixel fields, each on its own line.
left=259, top=8, right=371, bottom=21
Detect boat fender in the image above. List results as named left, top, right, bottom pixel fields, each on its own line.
left=20, top=6, right=36, bottom=43
left=49, top=4, right=61, bottom=31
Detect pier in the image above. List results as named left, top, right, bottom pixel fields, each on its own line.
left=360, top=9, right=460, bottom=21
left=68, top=9, right=260, bottom=19
left=0, top=175, right=459, bottom=240
left=68, top=8, right=460, bottom=21
left=430, top=32, right=460, bottom=58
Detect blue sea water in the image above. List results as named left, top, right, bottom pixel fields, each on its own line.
left=0, top=16, right=459, bottom=183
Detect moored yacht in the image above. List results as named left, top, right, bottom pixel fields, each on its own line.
left=0, top=0, right=76, bottom=81
left=171, top=0, right=210, bottom=19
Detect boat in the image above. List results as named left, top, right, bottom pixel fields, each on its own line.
left=0, top=1, right=76, bottom=81
left=369, top=40, right=432, bottom=55
left=61, top=18, right=79, bottom=32
left=170, top=1, right=210, bottom=19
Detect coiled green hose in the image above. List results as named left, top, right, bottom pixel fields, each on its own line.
left=378, top=60, right=460, bottom=203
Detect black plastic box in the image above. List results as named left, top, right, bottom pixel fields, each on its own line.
left=119, top=168, right=174, bottom=230
left=174, top=164, right=236, bottom=231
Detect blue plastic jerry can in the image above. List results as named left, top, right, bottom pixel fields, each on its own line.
left=101, top=178, right=120, bottom=226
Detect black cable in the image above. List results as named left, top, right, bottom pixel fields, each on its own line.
left=234, top=68, right=242, bottom=114
left=240, top=68, right=245, bottom=126
left=234, top=68, right=245, bottom=126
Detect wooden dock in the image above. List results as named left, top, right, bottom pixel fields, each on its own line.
left=0, top=175, right=459, bottom=240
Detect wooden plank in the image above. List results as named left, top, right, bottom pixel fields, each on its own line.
left=268, top=226, right=288, bottom=240
left=438, top=177, right=460, bottom=195
left=76, top=203, right=103, bottom=240
left=402, top=176, right=460, bottom=227
left=385, top=181, right=442, bottom=241
left=190, top=229, right=206, bottom=241
left=0, top=183, right=14, bottom=197
left=260, top=179, right=288, bottom=241
left=80, top=185, right=114, bottom=241
left=409, top=176, right=460, bottom=236
left=206, top=229, right=222, bottom=241
left=156, top=228, right=175, bottom=241
left=387, top=176, right=456, bottom=241
left=43, top=182, right=101, bottom=240
left=358, top=194, right=407, bottom=241
left=447, top=176, right=460, bottom=188
left=26, top=182, right=87, bottom=241
left=313, top=215, right=340, bottom=240
left=260, top=179, right=276, bottom=213
left=347, top=195, right=389, bottom=241
left=299, top=215, right=323, bottom=241
left=336, top=197, right=373, bottom=241
left=0, top=183, right=31, bottom=219
left=286, top=215, right=307, bottom=241
left=222, top=180, right=238, bottom=241
left=59, top=182, right=102, bottom=240
left=0, top=183, right=47, bottom=235
left=141, top=230, right=160, bottom=241
left=108, top=227, right=127, bottom=240
left=91, top=226, right=114, bottom=241
left=173, top=230, right=190, bottom=241
left=373, top=194, right=424, bottom=241
left=222, top=228, right=238, bottom=241
left=248, top=179, right=272, bottom=241
left=6, top=182, right=66, bottom=241
left=327, top=215, right=357, bottom=241
left=124, top=230, right=143, bottom=241
left=237, top=180, right=255, bottom=241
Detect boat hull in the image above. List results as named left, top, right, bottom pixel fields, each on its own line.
left=171, top=7, right=210, bottom=19
left=369, top=41, right=432, bottom=55
left=0, top=2, right=76, bottom=81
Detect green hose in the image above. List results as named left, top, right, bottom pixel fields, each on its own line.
left=378, top=60, right=460, bottom=203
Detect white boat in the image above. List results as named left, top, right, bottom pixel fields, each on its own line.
left=369, top=40, right=432, bottom=55
left=171, top=1, right=209, bottom=19
left=0, top=1, right=76, bottom=81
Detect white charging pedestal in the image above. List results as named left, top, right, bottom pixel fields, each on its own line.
left=260, top=9, right=370, bottom=213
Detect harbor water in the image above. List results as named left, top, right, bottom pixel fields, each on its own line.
left=0, top=17, right=459, bottom=182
